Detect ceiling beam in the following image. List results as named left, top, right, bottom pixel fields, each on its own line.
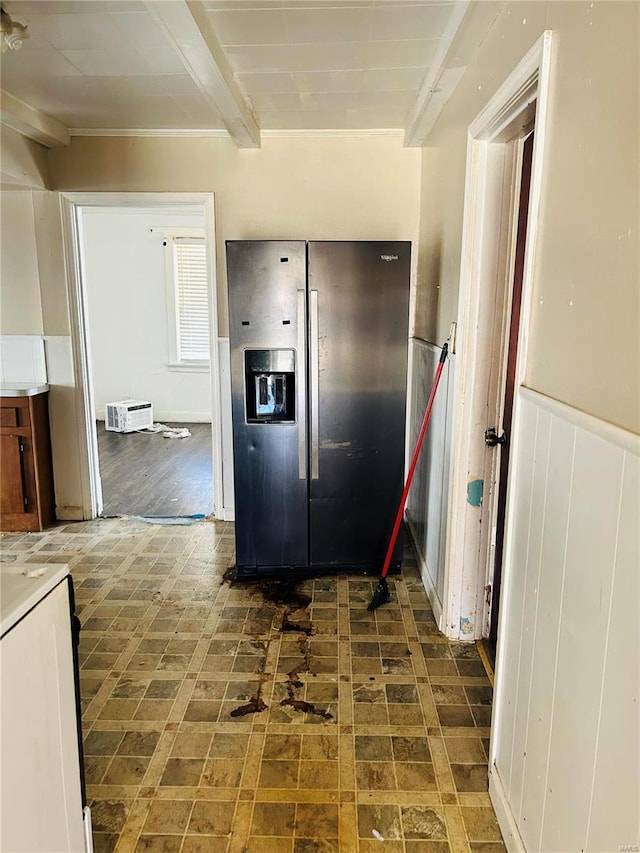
left=145, top=0, right=260, bottom=149
left=404, top=0, right=471, bottom=147
left=1, top=90, right=70, bottom=149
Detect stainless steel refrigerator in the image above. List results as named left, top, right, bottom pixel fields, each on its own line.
left=226, top=240, right=410, bottom=577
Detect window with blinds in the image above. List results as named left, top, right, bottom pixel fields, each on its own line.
left=173, top=238, right=209, bottom=362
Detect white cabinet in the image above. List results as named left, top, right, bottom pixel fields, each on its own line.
left=0, top=565, right=92, bottom=853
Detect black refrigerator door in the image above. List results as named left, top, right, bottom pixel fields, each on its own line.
left=227, top=240, right=309, bottom=571
left=307, top=241, right=410, bottom=568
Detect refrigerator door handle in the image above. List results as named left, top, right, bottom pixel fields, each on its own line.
left=297, top=289, right=307, bottom=479
left=310, top=288, right=320, bottom=480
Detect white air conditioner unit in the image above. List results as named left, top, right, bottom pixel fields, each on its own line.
left=104, top=400, right=153, bottom=433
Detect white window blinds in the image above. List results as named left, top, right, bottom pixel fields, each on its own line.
left=174, top=239, right=209, bottom=361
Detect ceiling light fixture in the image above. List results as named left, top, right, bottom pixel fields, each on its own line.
left=1, top=7, right=29, bottom=53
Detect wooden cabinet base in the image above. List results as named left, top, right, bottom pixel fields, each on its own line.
left=0, top=393, right=55, bottom=532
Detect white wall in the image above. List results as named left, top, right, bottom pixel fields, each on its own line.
left=48, top=133, right=422, bottom=337
left=81, top=207, right=211, bottom=422
left=416, top=0, right=639, bottom=433
left=491, top=389, right=639, bottom=852
left=0, top=192, right=43, bottom=335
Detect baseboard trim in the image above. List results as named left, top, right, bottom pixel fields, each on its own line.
left=477, top=639, right=495, bottom=687
left=56, top=506, right=85, bottom=521
left=405, top=513, right=444, bottom=629
left=489, top=765, right=526, bottom=853
left=96, top=414, right=212, bottom=424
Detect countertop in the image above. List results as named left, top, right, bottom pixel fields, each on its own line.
left=0, top=383, right=49, bottom=397
left=0, top=563, right=69, bottom=636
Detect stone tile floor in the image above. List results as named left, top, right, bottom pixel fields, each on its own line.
left=1, top=518, right=505, bottom=852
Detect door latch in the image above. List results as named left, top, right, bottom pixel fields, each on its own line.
left=485, top=428, right=507, bottom=448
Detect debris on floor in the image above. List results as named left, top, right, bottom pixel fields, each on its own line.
left=125, top=513, right=205, bottom=526
left=137, top=422, right=192, bottom=439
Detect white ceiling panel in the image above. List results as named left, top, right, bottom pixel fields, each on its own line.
left=293, top=69, right=365, bottom=94
left=23, top=12, right=133, bottom=51
left=110, top=11, right=178, bottom=48
left=227, top=42, right=367, bottom=74
left=370, top=3, right=455, bottom=41
left=156, top=74, right=203, bottom=96
left=1, top=47, right=83, bottom=77
left=207, top=9, right=287, bottom=45
left=59, top=48, right=151, bottom=76
left=250, top=92, right=303, bottom=111
left=281, top=7, right=373, bottom=43
left=1, top=0, right=476, bottom=140
left=133, top=45, right=190, bottom=75
left=300, top=92, right=360, bottom=111
left=362, top=38, right=438, bottom=68
left=4, top=1, right=145, bottom=14
left=358, top=90, right=416, bottom=111
left=59, top=97, right=192, bottom=126
left=361, top=67, right=427, bottom=92
left=236, top=72, right=297, bottom=94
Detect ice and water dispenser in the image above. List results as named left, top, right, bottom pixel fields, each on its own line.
left=244, top=349, right=296, bottom=424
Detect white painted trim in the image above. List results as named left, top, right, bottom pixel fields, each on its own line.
left=144, top=0, right=260, bottom=148
left=404, top=0, right=471, bottom=147
left=167, top=363, right=210, bottom=374
left=68, top=128, right=406, bottom=140
left=70, top=128, right=230, bottom=138
left=262, top=129, right=404, bottom=139
left=59, top=192, right=227, bottom=521
left=469, top=34, right=550, bottom=140
left=442, top=32, right=554, bottom=642
left=1, top=89, right=70, bottom=148
left=59, top=197, right=100, bottom=520
left=55, top=506, right=85, bottom=522
left=489, top=766, right=527, bottom=853
left=520, top=386, right=640, bottom=456
left=204, top=193, right=226, bottom=520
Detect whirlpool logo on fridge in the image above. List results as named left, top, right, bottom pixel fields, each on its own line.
left=380, top=254, right=399, bottom=262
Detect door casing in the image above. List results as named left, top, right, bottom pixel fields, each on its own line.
left=59, top=192, right=225, bottom=520
left=441, top=32, right=554, bottom=642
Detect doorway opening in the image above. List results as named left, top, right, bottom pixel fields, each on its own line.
left=486, top=130, right=534, bottom=661
left=60, top=193, right=225, bottom=521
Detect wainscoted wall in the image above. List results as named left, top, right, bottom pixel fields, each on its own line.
left=405, top=338, right=455, bottom=625
left=491, top=386, right=639, bottom=852
left=0, top=335, right=47, bottom=385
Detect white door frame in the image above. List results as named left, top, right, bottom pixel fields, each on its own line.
left=59, top=191, right=225, bottom=520
left=441, top=32, right=554, bottom=641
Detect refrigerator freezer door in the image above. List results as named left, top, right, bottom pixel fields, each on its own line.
left=227, top=241, right=308, bottom=570
left=308, top=241, right=410, bottom=568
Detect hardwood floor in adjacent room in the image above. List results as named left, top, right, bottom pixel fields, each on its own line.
left=97, top=422, right=214, bottom=518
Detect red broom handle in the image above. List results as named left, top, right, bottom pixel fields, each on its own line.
left=380, top=342, right=449, bottom=580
